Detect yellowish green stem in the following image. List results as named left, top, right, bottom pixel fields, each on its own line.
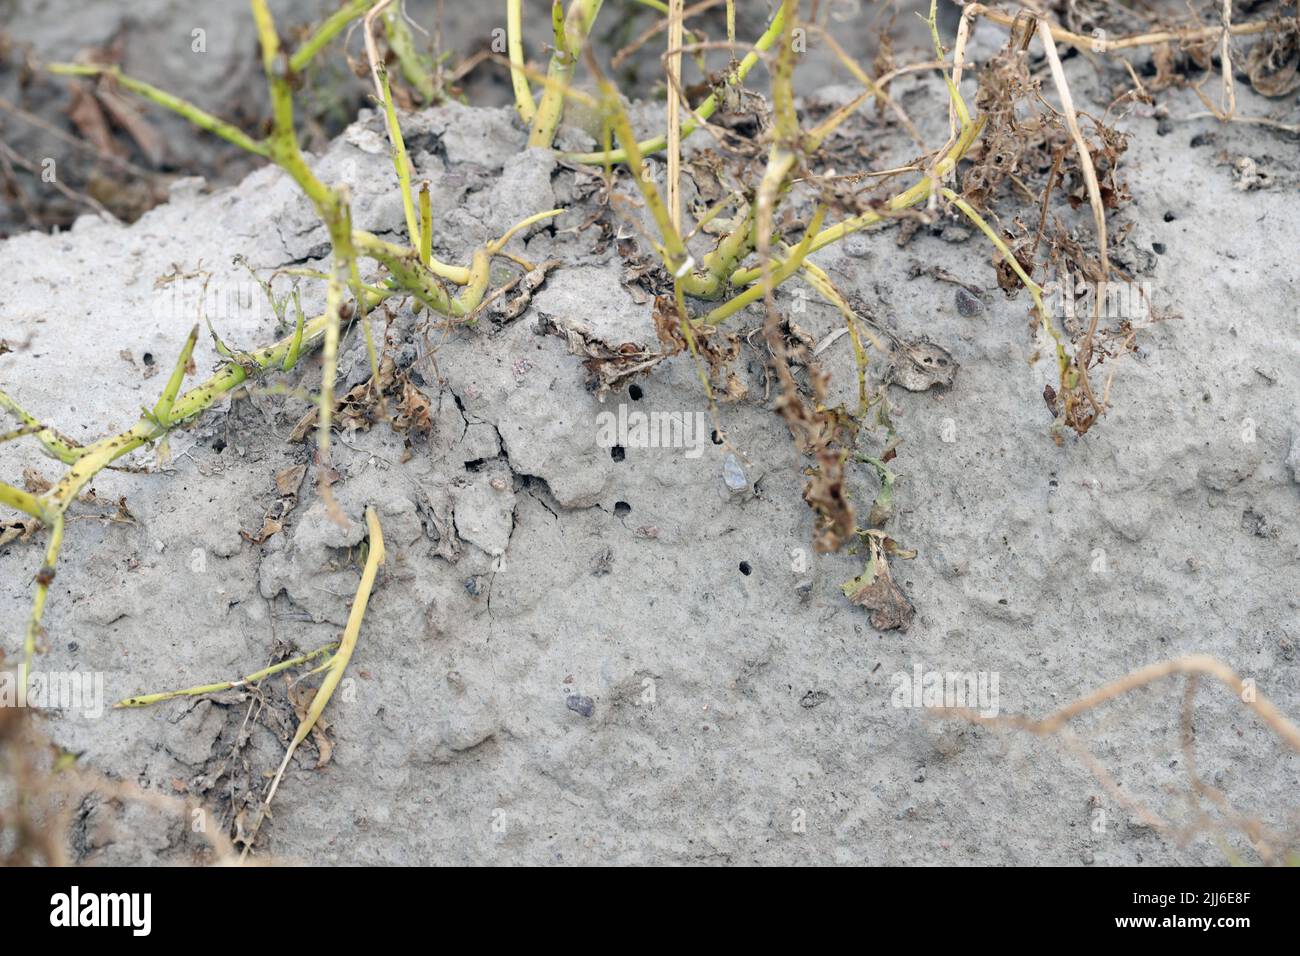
left=528, top=0, right=605, bottom=148
left=507, top=0, right=537, bottom=124
left=562, top=0, right=789, bottom=164
left=115, top=641, right=341, bottom=708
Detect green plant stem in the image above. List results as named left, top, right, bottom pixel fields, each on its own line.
left=20, top=514, right=63, bottom=693
left=45, top=62, right=269, bottom=158
left=384, top=7, right=436, bottom=103
left=115, top=641, right=341, bottom=708
left=0, top=390, right=86, bottom=464
left=798, top=259, right=873, bottom=417
left=728, top=117, right=984, bottom=287
left=41, top=289, right=381, bottom=518
left=152, top=325, right=199, bottom=424
left=283, top=289, right=307, bottom=371
left=593, top=67, right=689, bottom=270
left=15, top=0, right=566, bottom=683
left=378, top=64, right=422, bottom=249
left=939, top=187, right=1067, bottom=372
left=355, top=233, right=453, bottom=313
left=753, top=0, right=800, bottom=313
left=251, top=0, right=366, bottom=465
left=291, top=0, right=376, bottom=72
left=419, top=182, right=433, bottom=267
left=705, top=205, right=826, bottom=325
left=507, top=0, right=537, bottom=124
left=562, top=0, right=789, bottom=164
left=528, top=0, right=605, bottom=148
left=925, top=0, right=971, bottom=130
left=0, top=425, right=41, bottom=445
left=242, top=506, right=385, bottom=861
left=0, top=481, right=47, bottom=521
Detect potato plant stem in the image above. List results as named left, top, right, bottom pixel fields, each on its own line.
left=0, top=481, right=46, bottom=521
left=379, top=64, right=422, bottom=250
left=562, top=0, right=789, bottom=164
left=45, top=63, right=269, bottom=158
left=506, top=0, right=537, bottom=123
left=242, top=506, right=385, bottom=860
left=115, top=641, right=341, bottom=708
left=528, top=0, right=605, bottom=148
left=383, top=7, right=436, bottom=104
left=0, top=390, right=85, bottom=463
left=291, top=0, right=377, bottom=73
left=20, top=514, right=63, bottom=694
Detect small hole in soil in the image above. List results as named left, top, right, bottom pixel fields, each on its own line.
left=464, top=458, right=485, bottom=472
left=628, top=383, right=643, bottom=401
left=611, top=445, right=625, bottom=462
left=739, top=561, right=752, bottom=576
left=711, top=430, right=724, bottom=445
left=212, top=437, right=226, bottom=453
left=142, top=352, right=155, bottom=366
left=1152, top=242, right=1167, bottom=255
left=614, top=501, right=631, bottom=517
left=1163, top=211, right=1177, bottom=222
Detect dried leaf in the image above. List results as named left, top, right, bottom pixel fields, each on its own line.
left=65, top=81, right=123, bottom=158
left=240, top=515, right=283, bottom=545
left=841, top=537, right=914, bottom=632
left=95, top=86, right=165, bottom=164
left=393, top=380, right=433, bottom=434
left=274, top=464, right=307, bottom=497
left=537, top=312, right=669, bottom=399
left=491, top=260, right=560, bottom=323
left=21, top=468, right=51, bottom=494
left=803, top=449, right=856, bottom=553
left=887, top=339, right=957, bottom=392
left=1247, top=31, right=1300, bottom=98
left=289, top=407, right=318, bottom=443
left=0, top=518, right=41, bottom=547
left=287, top=683, right=334, bottom=769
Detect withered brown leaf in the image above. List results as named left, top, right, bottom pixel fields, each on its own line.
left=841, top=537, right=915, bottom=632
left=887, top=339, right=958, bottom=392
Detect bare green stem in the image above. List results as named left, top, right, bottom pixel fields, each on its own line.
left=45, top=63, right=269, bottom=158
left=528, top=0, right=605, bottom=148
left=115, top=641, right=341, bottom=709
left=562, top=0, right=789, bottom=164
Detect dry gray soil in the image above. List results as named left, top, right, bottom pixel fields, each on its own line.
left=2, top=7, right=1299, bottom=866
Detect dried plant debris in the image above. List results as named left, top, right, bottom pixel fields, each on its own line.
left=536, top=312, right=672, bottom=399
left=967, top=41, right=1130, bottom=222
left=964, top=46, right=1047, bottom=210
left=886, top=338, right=958, bottom=392
left=651, top=296, right=746, bottom=399
left=1246, top=25, right=1300, bottom=98
left=536, top=297, right=743, bottom=401
left=841, top=533, right=916, bottom=633
left=762, top=308, right=858, bottom=553
left=1063, top=124, right=1130, bottom=213
left=241, top=463, right=308, bottom=545
left=290, top=354, right=434, bottom=442
left=0, top=517, right=41, bottom=547
left=463, top=260, right=561, bottom=327
left=802, top=448, right=857, bottom=553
